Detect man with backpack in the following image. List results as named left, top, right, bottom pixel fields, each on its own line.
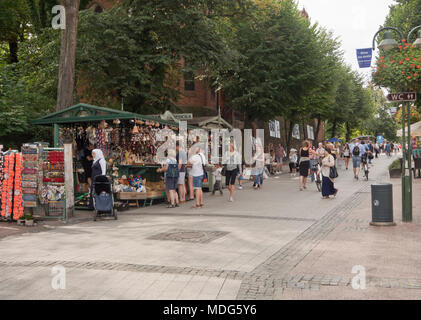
left=350, top=139, right=368, bottom=180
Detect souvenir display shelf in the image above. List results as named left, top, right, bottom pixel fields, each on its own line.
left=21, top=143, right=44, bottom=213
left=38, top=148, right=66, bottom=221
left=0, top=146, right=3, bottom=218
left=0, top=151, right=24, bottom=221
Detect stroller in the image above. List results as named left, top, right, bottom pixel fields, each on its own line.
left=93, top=175, right=117, bottom=221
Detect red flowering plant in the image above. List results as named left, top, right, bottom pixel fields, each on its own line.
left=372, top=39, right=421, bottom=106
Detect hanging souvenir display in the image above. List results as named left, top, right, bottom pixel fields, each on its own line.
left=0, top=146, right=3, bottom=208
left=38, top=148, right=66, bottom=219
left=0, top=151, right=24, bottom=221
left=13, top=153, right=23, bottom=220
left=21, top=144, right=43, bottom=208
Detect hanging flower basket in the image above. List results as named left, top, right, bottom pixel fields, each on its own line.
left=373, top=40, right=421, bottom=105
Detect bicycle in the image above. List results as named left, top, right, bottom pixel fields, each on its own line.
left=361, top=153, right=370, bottom=181
left=312, top=161, right=323, bottom=192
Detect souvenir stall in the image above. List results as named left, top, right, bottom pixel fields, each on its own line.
left=32, top=104, right=197, bottom=211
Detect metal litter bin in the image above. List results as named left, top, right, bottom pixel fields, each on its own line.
left=370, top=183, right=396, bottom=226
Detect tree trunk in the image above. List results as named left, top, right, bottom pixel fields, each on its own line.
left=315, top=116, right=321, bottom=145
left=331, top=119, right=337, bottom=139
left=56, top=0, right=80, bottom=111
left=8, top=40, right=18, bottom=63
left=286, top=120, right=293, bottom=154
left=345, top=122, right=351, bottom=142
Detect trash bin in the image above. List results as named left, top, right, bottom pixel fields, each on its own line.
left=370, top=183, right=396, bottom=226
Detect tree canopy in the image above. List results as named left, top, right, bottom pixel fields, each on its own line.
left=0, top=0, right=379, bottom=148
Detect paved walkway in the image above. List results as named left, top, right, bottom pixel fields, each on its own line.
left=0, top=154, right=419, bottom=300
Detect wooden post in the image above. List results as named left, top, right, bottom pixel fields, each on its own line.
left=64, top=143, right=74, bottom=218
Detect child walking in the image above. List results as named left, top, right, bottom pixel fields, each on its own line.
left=289, top=149, right=298, bottom=177
left=212, top=165, right=223, bottom=196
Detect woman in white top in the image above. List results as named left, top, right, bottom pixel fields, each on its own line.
left=343, top=143, right=351, bottom=170
left=321, top=147, right=338, bottom=199
left=187, top=148, right=206, bottom=209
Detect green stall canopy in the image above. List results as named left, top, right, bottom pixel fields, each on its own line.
left=31, top=103, right=196, bottom=128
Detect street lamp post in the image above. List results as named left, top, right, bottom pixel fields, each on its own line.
left=372, top=25, right=421, bottom=223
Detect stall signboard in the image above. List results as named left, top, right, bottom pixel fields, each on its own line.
left=275, top=120, right=281, bottom=138
left=173, top=113, right=193, bottom=120
left=307, top=125, right=315, bottom=140
left=269, top=121, right=276, bottom=138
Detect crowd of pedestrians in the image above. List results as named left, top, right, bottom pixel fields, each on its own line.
left=158, top=138, right=400, bottom=208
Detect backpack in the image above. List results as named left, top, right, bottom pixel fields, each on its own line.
left=167, top=162, right=179, bottom=178
left=353, top=145, right=360, bottom=156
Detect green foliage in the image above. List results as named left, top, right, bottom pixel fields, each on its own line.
left=381, top=0, right=421, bottom=107
left=221, top=0, right=336, bottom=122
left=389, top=159, right=401, bottom=170
left=385, top=0, right=421, bottom=37
left=0, top=27, right=58, bottom=148
left=0, top=0, right=380, bottom=149
left=76, top=1, right=235, bottom=113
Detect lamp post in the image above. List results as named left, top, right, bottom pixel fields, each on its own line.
left=372, top=25, right=421, bottom=223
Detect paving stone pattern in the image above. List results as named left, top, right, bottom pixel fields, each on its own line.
left=3, top=164, right=419, bottom=299
left=0, top=260, right=247, bottom=281
left=235, top=170, right=403, bottom=299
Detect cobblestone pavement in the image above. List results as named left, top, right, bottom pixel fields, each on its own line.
left=1, top=155, right=420, bottom=299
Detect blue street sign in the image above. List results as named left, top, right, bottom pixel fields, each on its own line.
left=356, top=48, right=373, bottom=68
left=377, top=135, right=384, bottom=144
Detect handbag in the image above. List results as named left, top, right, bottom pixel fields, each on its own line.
left=329, top=166, right=338, bottom=179
left=199, top=154, right=208, bottom=182
left=221, top=165, right=226, bottom=177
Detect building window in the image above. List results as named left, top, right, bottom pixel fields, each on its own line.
left=210, top=90, right=216, bottom=100
left=184, top=71, right=195, bottom=91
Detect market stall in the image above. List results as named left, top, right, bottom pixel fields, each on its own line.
left=32, top=103, right=197, bottom=212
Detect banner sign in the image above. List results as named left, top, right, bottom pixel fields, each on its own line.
left=377, top=135, right=383, bottom=144
left=356, top=48, right=372, bottom=68
left=269, top=120, right=281, bottom=138
left=292, top=124, right=300, bottom=140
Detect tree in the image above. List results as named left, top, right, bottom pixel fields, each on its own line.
left=384, top=0, right=421, bottom=37
left=363, top=87, right=398, bottom=141
left=0, top=0, right=30, bottom=63
left=221, top=0, right=329, bottom=124
left=76, top=0, right=235, bottom=113
left=56, top=0, right=80, bottom=111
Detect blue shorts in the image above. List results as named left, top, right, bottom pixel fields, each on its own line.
left=352, top=156, right=361, bottom=168
left=193, top=175, right=203, bottom=190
